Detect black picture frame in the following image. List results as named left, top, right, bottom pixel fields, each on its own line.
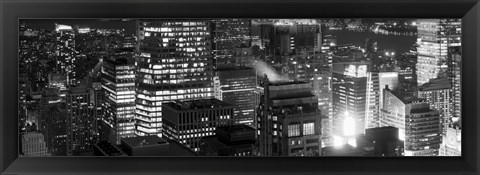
left=1, top=0, right=479, bottom=174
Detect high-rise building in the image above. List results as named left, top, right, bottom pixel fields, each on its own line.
left=396, top=52, right=418, bottom=98
left=439, top=127, right=461, bottom=156
left=212, top=19, right=252, bottom=68
left=272, top=24, right=321, bottom=56
left=417, top=78, right=451, bottom=136
left=294, top=24, right=322, bottom=53
left=257, top=80, right=322, bottom=156
left=365, top=72, right=399, bottom=129
left=135, top=19, right=214, bottom=137
left=447, top=46, right=461, bottom=126
left=101, top=56, right=136, bottom=144
left=54, top=24, right=77, bottom=85
left=214, top=67, right=257, bottom=127
left=22, top=131, right=51, bottom=156
left=162, top=99, right=234, bottom=152
left=43, top=102, right=67, bottom=156
left=365, top=72, right=380, bottom=129
left=48, top=73, right=68, bottom=100
left=416, top=19, right=461, bottom=86
left=380, top=88, right=441, bottom=156
left=331, top=62, right=370, bottom=139
left=66, top=85, right=97, bottom=156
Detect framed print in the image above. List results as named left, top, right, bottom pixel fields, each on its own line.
left=1, top=0, right=479, bottom=175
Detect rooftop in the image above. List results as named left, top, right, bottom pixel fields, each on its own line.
left=95, top=141, right=125, bottom=156
left=216, top=125, right=256, bottom=133
left=163, top=98, right=233, bottom=110
left=418, top=78, right=451, bottom=91
left=268, top=81, right=309, bottom=86
left=121, top=135, right=168, bottom=148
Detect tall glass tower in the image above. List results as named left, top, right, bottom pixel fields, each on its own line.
left=416, top=19, right=461, bottom=86
left=135, top=20, right=214, bottom=137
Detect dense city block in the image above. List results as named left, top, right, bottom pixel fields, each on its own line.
left=19, top=19, right=461, bottom=157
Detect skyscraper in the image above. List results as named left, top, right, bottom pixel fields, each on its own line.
left=214, top=67, right=257, bottom=127
left=417, top=78, right=451, bottom=136
left=380, top=88, right=441, bottom=156
left=257, top=80, right=322, bottom=156
left=447, top=46, right=461, bottom=126
left=212, top=19, right=252, bottom=68
left=416, top=19, right=461, bottom=86
left=66, top=85, right=97, bottom=156
left=365, top=72, right=399, bottom=129
left=135, top=19, right=214, bottom=137
left=54, top=24, right=77, bottom=85
left=331, top=62, right=370, bottom=139
left=101, top=56, right=136, bottom=144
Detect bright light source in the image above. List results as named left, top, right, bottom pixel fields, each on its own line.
left=343, top=115, right=355, bottom=136
left=391, top=52, right=395, bottom=56
left=399, top=129, right=405, bottom=141
left=333, top=135, right=345, bottom=147
left=347, top=138, right=357, bottom=147
left=385, top=52, right=390, bottom=56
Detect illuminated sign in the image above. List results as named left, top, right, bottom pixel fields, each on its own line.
left=55, top=24, right=73, bottom=32
left=344, top=64, right=368, bottom=78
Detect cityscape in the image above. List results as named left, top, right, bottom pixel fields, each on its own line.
left=19, top=19, right=462, bottom=157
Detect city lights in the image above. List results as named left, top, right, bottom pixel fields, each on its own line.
left=18, top=18, right=462, bottom=157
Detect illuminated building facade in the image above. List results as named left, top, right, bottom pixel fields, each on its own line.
left=331, top=62, right=370, bottom=139
left=439, top=127, right=461, bottom=156
left=54, top=24, right=77, bottom=85
left=416, top=19, right=461, bottom=86
left=272, top=24, right=321, bottom=56
left=212, top=19, right=252, bottom=68
left=66, top=86, right=97, bottom=156
left=417, top=78, right=451, bottom=136
left=214, top=67, right=257, bottom=127
left=135, top=20, right=214, bottom=137
left=257, top=81, right=322, bottom=156
left=162, top=99, right=234, bottom=152
left=365, top=72, right=399, bottom=129
left=48, top=73, right=68, bottom=100
left=101, top=57, right=136, bottom=144
left=447, top=46, right=461, bottom=125
left=365, top=72, right=380, bottom=129
left=22, top=132, right=51, bottom=156
left=380, top=88, right=441, bottom=156
left=396, top=52, right=418, bottom=97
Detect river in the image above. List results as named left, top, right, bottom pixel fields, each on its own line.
left=326, top=29, right=417, bottom=53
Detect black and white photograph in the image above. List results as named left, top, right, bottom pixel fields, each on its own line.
left=18, top=18, right=462, bottom=157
